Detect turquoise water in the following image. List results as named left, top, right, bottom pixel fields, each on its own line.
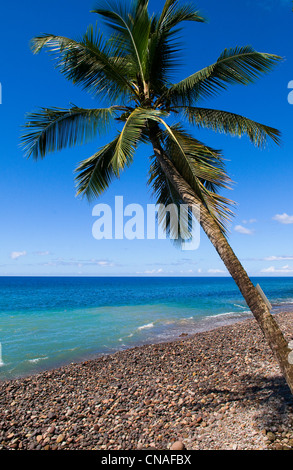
left=0, top=276, right=293, bottom=380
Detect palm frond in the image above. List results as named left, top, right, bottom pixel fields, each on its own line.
left=154, top=123, right=235, bottom=232
left=112, top=108, right=146, bottom=173
left=146, top=20, right=181, bottom=95
left=112, top=107, right=166, bottom=173
left=163, top=124, right=232, bottom=190
left=75, top=106, right=162, bottom=199
left=31, top=28, right=137, bottom=102
left=157, top=0, right=206, bottom=32
left=165, top=46, right=282, bottom=106
left=147, top=1, right=205, bottom=96
left=21, top=106, right=115, bottom=159
left=75, top=136, right=120, bottom=200
left=92, top=0, right=152, bottom=87
left=148, top=155, right=195, bottom=245
left=182, top=106, right=281, bottom=147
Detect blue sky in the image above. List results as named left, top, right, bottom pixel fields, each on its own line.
left=0, top=0, right=293, bottom=277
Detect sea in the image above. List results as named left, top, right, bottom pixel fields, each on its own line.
left=0, top=276, right=293, bottom=381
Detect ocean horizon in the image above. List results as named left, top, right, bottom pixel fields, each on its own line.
left=0, top=276, right=293, bottom=381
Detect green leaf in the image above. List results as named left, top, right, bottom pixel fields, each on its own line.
left=148, top=155, right=194, bottom=245
left=147, top=1, right=205, bottom=96
left=21, top=106, right=115, bottom=159
left=75, top=136, right=120, bottom=200
left=31, top=28, right=137, bottom=102
left=165, top=46, right=282, bottom=105
left=153, top=123, right=235, bottom=232
left=157, top=0, right=206, bottom=31
left=92, top=1, right=151, bottom=86
left=182, top=106, right=281, bottom=147
left=112, top=107, right=166, bottom=174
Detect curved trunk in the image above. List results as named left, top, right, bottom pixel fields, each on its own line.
left=149, top=128, right=293, bottom=395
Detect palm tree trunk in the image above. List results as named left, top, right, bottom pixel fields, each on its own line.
left=149, top=127, right=293, bottom=395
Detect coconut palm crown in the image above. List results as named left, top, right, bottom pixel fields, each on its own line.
left=21, top=0, right=281, bottom=237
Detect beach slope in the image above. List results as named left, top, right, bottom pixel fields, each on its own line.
left=1, top=312, right=293, bottom=450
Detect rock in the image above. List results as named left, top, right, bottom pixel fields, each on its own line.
left=266, top=432, right=276, bottom=442
left=56, top=434, right=65, bottom=443
left=288, top=351, right=293, bottom=365
left=273, top=443, right=284, bottom=450
left=170, top=441, right=185, bottom=450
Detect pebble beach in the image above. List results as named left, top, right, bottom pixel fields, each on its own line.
left=1, top=311, right=293, bottom=451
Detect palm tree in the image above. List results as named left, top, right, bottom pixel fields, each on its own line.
left=21, top=0, right=293, bottom=394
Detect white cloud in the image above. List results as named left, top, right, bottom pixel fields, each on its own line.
left=96, top=260, right=112, bottom=266
left=207, top=268, right=226, bottom=274
left=273, top=213, right=293, bottom=225
left=10, top=251, right=27, bottom=260
left=34, top=251, right=50, bottom=256
left=264, top=255, right=293, bottom=261
left=261, top=267, right=276, bottom=273
left=261, top=265, right=293, bottom=274
left=234, top=225, right=254, bottom=235
left=242, top=219, right=257, bottom=224
left=136, top=268, right=164, bottom=274
left=41, top=258, right=115, bottom=267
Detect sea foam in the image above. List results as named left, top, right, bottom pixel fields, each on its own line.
left=138, top=322, right=154, bottom=330
left=0, top=343, right=4, bottom=367
left=28, top=357, right=48, bottom=364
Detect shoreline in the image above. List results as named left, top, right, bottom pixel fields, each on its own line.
left=0, top=309, right=255, bottom=383
left=1, top=275, right=293, bottom=383
left=1, top=312, right=293, bottom=450
left=0, top=305, right=287, bottom=383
